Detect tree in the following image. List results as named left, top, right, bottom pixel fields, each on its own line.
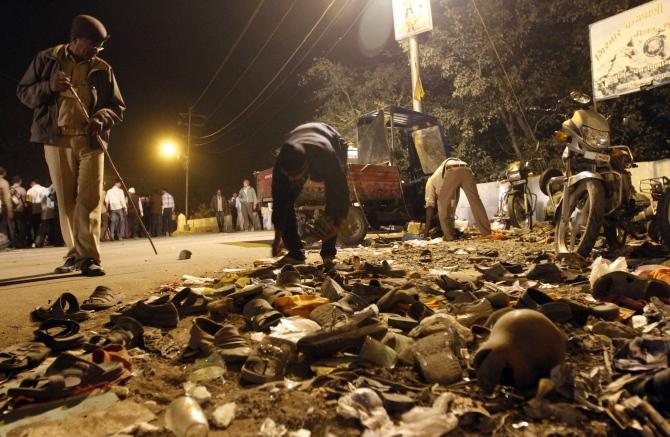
left=304, top=0, right=670, bottom=179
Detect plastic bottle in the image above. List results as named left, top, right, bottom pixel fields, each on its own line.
left=165, top=396, right=209, bottom=437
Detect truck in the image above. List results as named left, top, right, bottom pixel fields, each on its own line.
left=255, top=106, right=449, bottom=246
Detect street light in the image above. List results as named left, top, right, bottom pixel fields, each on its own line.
left=160, top=141, right=178, bottom=159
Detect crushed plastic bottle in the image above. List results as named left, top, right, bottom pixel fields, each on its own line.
left=165, top=396, right=209, bottom=437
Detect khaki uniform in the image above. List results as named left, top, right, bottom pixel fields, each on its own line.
left=44, top=46, right=104, bottom=264
left=437, top=158, right=491, bottom=239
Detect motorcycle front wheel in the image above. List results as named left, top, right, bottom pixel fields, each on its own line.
left=656, top=188, right=670, bottom=246
left=506, top=191, right=532, bottom=229
left=555, top=179, right=606, bottom=257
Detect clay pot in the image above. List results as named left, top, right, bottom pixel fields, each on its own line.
left=473, top=309, right=566, bottom=391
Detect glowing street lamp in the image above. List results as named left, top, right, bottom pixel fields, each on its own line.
left=160, top=140, right=179, bottom=159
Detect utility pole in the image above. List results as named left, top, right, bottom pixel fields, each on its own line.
left=178, top=111, right=206, bottom=231
left=391, top=0, right=432, bottom=113
left=409, top=35, right=422, bottom=112
left=186, top=108, right=192, bottom=230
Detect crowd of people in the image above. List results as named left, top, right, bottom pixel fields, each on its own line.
left=0, top=166, right=273, bottom=250
left=209, top=178, right=271, bottom=233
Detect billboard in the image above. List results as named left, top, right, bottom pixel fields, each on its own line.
left=392, top=0, right=433, bottom=41
left=590, top=0, right=670, bottom=101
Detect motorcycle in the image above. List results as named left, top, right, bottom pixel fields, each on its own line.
left=550, top=91, right=653, bottom=257
left=500, top=161, right=536, bottom=229
left=640, top=176, right=670, bottom=246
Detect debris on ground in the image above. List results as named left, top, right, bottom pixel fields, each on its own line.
left=2, top=225, right=670, bottom=435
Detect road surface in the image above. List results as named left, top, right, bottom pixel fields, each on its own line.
left=0, top=231, right=276, bottom=348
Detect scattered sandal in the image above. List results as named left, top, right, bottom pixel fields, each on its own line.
left=81, top=286, right=117, bottom=311
left=32, top=292, right=91, bottom=322
left=240, top=337, right=296, bottom=384
left=242, top=299, right=283, bottom=332
left=182, top=317, right=251, bottom=362
left=34, top=319, right=85, bottom=352
left=171, top=288, right=212, bottom=317
left=0, top=342, right=51, bottom=372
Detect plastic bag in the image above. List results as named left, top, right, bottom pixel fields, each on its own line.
left=589, top=256, right=628, bottom=288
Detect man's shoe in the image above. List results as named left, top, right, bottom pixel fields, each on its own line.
left=54, top=256, right=77, bottom=274
left=273, top=254, right=306, bottom=267
left=80, top=258, right=105, bottom=277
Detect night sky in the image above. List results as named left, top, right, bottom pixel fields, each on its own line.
left=0, top=0, right=398, bottom=212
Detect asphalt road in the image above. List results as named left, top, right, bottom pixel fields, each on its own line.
left=0, top=231, right=276, bottom=348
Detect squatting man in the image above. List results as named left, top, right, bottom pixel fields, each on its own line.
left=271, top=122, right=349, bottom=266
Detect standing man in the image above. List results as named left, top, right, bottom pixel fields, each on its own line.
left=238, top=179, right=257, bottom=231
left=271, top=122, right=349, bottom=265
left=230, top=192, right=240, bottom=231
left=161, top=189, right=175, bottom=236
left=17, top=14, right=125, bottom=276
left=210, top=189, right=228, bottom=232
left=149, top=189, right=162, bottom=237
left=26, top=180, right=48, bottom=244
left=0, top=167, right=13, bottom=250
left=425, top=157, right=491, bottom=241
left=126, top=187, right=143, bottom=238
left=105, top=181, right=127, bottom=240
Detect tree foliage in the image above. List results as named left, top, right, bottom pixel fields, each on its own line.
left=303, top=0, right=670, bottom=179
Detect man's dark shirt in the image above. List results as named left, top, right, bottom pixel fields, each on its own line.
left=271, top=122, right=349, bottom=231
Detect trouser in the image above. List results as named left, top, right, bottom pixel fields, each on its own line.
left=241, top=202, right=254, bottom=231
left=45, top=137, right=103, bottom=263
left=162, top=208, right=174, bottom=235
left=9, top=214, right=27, bottom=248
left=29, top=212, right=41, bottom=243
left=128, top=213, right=140, bottom=237
left=109, top=209, right=124, bottom=240
left=150, top=213, right=162, bottom=237
left=281, top=199, right=337, bottom=261
left=231, top=208, right=238, bottom=231
left=215, top=211, right=225, bottom=232
left=35, top=217, right=57, bottom=247
left=438, top=166, right=492, bottom=239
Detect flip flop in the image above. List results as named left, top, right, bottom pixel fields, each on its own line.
left=0, top=342, right=51, bottom=372
left=34, top=319, right=85, bottom=352
left=32, top=292, right=91, bottom=322
left=242, top=299, right=283, bottom=332
left=92, top=344, right=133, bottom=381
left=80, top=286, right=117, bottom=311
left=171, top=287, right=212, bottom=317
left=240, top=337, right=296, bottom=384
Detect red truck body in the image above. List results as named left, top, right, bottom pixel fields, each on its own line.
left=255, top=164, right=403, bottom=206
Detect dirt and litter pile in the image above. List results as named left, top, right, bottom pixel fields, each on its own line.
left=2, top=227, right=670, bottom=436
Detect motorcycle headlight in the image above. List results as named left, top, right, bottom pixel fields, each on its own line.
left=507, top=171, right=522, bottom=182
left=582, top=126, right=610, bottom=149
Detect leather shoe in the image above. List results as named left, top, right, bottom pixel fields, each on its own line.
left=54, top=256, right=77, bottom=274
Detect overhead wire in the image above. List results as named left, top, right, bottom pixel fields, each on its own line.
left=197, top=0, right=338, bottom=141
left=206, top=0, right=298, bottom=120
left=189, top=0, right=266, bottom=111
left=470, top=0, right=538, bottom=146
left=195, top=0, right=350, bottom=146
left=197, top=0, right=371, bottom=151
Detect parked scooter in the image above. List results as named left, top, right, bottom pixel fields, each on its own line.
left=550, top=91, right=653, bottom=257
left=499, top=161, right=537, bottom=229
